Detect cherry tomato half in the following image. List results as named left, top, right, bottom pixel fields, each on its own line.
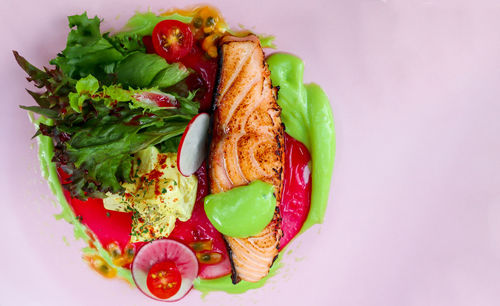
left=152, top=20, right=194, bottom=63
left=146, top=261, right=182, bottom=300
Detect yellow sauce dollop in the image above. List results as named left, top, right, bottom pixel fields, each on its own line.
left=103, top=146, right=198, bottom=242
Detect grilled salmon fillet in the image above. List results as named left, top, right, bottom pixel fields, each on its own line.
left=208, top=35, right=284, bottom=283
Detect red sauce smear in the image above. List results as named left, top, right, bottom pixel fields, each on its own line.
left=58, top=168, right=133, bottom=251
left=279, top=133, right=312, bottom=250
left=180, top=44, right=217, bottom=112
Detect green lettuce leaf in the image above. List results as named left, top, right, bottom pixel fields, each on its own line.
left=156, top=136, right=182, bottom=153
left=115, top=52, right=189, bottom=88
left=50, top=13, right=127, bottom=80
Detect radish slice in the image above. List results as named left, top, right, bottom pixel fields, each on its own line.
left=177, top=113, right=210, bottom=176
left=133, top=90, right=178, bottom=108
left=132, top=239, right=198, bottom=302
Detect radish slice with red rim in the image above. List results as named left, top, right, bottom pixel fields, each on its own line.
left=132, top=239, right=198, bottom=302
left=177, top=113, right=210, bottom=176
left=133, top=90, right=178, bottom=108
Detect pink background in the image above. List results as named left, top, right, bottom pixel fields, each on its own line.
left=1, top=0, right=500, bottom=305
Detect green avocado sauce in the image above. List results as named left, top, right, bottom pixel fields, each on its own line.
left=267, top=53, right=335, bottom=231
left=204, top=180, right=276, bottom=238
left=34, top=49, right=334, bottom=295
left=194, top=252, right=283, bottom=295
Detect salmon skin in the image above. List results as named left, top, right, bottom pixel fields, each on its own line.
left=208, top=34, right=285, bottom=283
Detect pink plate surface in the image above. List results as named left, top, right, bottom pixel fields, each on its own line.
left=1, top=0, right=500, bottom=305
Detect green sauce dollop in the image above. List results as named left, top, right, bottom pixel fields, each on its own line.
left=204, top=180, right=276, bottom=238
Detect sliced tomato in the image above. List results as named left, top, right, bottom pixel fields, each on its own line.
left=152, top=20, right=193, bottom=63
left=146, top=261, right=182, bottom=299
left=132, top=239, right=198, bottom=302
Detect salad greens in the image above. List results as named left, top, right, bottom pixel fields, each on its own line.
left=50, top=13, right=140, bottom=81
left=15, top=12, right=198, bottom=200
left=50, top=13, right=190, bottom=87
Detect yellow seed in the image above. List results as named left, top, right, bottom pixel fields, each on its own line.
left=189, top=240, right=213, bottom=252
left=202, top=34, right=219, bottom=58
left=207, top=46, right=218, bottom=58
